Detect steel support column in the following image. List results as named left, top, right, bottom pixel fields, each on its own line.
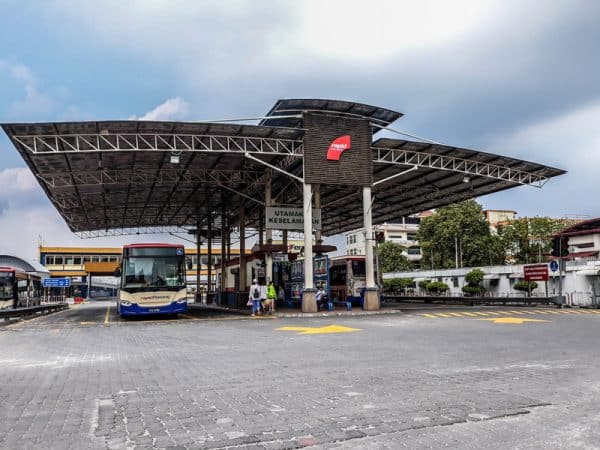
left=314, top=185, right=321, bottom=245
left=362, top=186, right=380, bottom=310
left=302, top=183, right=317, bottom=312
left=207, top=215, right=212, bottom=300
left=265, top=170, right=273, bottom=283
left=239, top=201, right=246, bottom=297
left=220, top=205, right=226, bottom=306
left=196, top=218, right=201, bottom=304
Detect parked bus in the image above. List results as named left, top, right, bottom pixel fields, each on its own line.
left=116, top=244, right=187, bottom=317
left=329, top=256, right=367, bottom=305
left=0, top=266, right=42, bottom=309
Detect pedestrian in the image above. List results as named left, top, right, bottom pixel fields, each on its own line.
left=315, top=285, right=324, bottom=311
left=248, top=279, right=261, bottom=316
left=277, top=285, right=285, bottom=310
left=265, top=281, right=277, bottom=315
left=259, top=280, right=268, bottom=314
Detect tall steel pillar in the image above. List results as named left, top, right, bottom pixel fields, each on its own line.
left=207, top=214, right=213, bottom=300
left=220, top=205, right=227, bottom=305
left=195, top=217, right=201, bottom=304
left=302, top=183, right=317, bottom=312
left=239, top=200, right=246, bottom=296
left=265, top=170, right=273, bottom=283
left=362, top=186, right=380, bottom=310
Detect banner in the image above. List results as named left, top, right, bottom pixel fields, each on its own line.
left=265, top=206, right=321, bottom=231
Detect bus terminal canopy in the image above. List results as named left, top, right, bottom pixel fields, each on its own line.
left=2, top=98, right=566, bottom=238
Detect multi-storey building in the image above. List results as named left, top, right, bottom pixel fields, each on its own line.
left=345, top=214, right=428, bottom=262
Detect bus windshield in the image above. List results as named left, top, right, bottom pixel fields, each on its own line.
left=0, top=273, right=14, bottom=300
left=350, top=260, right=366, bottom=277
left=122, top=256, right=185, bottom=291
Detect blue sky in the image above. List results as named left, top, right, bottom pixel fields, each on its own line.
left=1, top=1, right=599, bottom=260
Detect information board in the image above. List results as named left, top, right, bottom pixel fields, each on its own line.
left=524, top=264, right=549, bottom=282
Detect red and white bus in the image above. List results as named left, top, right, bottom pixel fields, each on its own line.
left=0, top=266, right=42, bottom=309
left=116, top=244, right=187, bottom=317
left=328, top=256, right=367, bottom=304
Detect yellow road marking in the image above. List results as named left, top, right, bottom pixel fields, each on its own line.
left=435, top=313, right=452, bottom=318
left=533, top=310, right=550, bottom=314
left=104, top=305, right=111, bottom=324
left=421, top=313, right=438, bottom=318
left=477, top=317, right=551, bottom=324
left=448, top=312, right=465, bottom=317
left=276, top=325, right=361, bottom=335
left=460, top=312, right=478, bottom=317
left=545, top=310, right=562, bottom=315
left=486, top=312, right=504, bottom=316
left=80, top=321, right=96, bottom=325
left=472, top=312, right=489, bottom=316
left=577, top=310, right=593, bottom=314
left=523, top=311, right=539, bottom=315
left=508, top=310, right=525, bottom=315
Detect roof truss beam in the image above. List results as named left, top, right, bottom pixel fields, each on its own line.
left=14, top=133, right=304, bottom=156
left=373, top=147, right=549, bottom=187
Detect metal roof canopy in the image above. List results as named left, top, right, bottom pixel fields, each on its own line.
left=2, top=98, right=566, bottom=238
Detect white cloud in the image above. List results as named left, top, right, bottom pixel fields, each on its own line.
left=480, top=100, right=600, bottom=217
left=0, top=60, right=54, bottom=117
left=134, top=97, right=190, bottom=121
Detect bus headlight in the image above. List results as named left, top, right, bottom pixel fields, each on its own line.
left=120, top=300, right=132, bottom=307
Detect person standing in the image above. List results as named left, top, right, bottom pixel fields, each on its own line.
left=315, top=285, right=324, bottom=311
left=249, top=279, right=261, bottom=316
left=259, top=280, right=268, bottom=314
left=265, top=281, right=277, bottom=315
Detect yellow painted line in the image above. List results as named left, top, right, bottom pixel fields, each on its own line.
left=421, top=313, right=438, bottom=318
left=276, top=325, right=361, bottom=335
left=477, top=317, right=551, bottom=324
left=589, top=310, right=600, bottom=314
left=508, top=310, right=525, bottom=315
left=435, top=313, right=452, bottom=318
left=472, top=312, right=489, bottom=316
left=461, top=312, right=479, bottom=317
left=544, top=310, right=561, bottom=315
left=80, top=321, right=96, bottom=325
left=486, top=312, right=504, bottom=316
left=577, top=310, right=593, bottom=314
left=523, top=311, right=539, bottom=315
left=448, top=312, right=465, bottom=317
left=104, top=305, right=111, bottom=324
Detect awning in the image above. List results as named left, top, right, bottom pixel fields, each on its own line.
left=508, top=273, right=524, bottom=279
left=576, top=269, right=600, bottom=276
left=565, top=251, right=599, bottom=260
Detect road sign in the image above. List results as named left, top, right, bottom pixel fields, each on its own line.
left=549, top=260, right=559, bottom=272
left=42, top=277, right=71, bottom=288
left=524, top=264, right=549, bottom=282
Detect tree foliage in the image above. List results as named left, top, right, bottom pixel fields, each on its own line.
left=462, top=268, right=485, bottom=296
left=377, top=241, right=413, bottom=273
left=417, top=200, right=505, bottom=269
left=383, top=278, right=414, bottom=293
left=426, top=281, right=449, bottom=293
left=513, top=280, right=538, bottom=292
left=498, top=217, right=568, bottom=264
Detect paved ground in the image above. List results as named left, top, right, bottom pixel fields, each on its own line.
left=1, top=302, right=600, bottom=449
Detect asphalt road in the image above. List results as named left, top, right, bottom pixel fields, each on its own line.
left=1, top=302, right=599, bottom=449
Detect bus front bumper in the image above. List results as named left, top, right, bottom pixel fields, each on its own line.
left=119, top=301, right=187, bottom=316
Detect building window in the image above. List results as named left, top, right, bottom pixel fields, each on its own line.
left=54, top=256, right=63, bottom=265
left=83, top=256, right=91, bottom=263
left=407, top=232, right=417, bottom=241
left=45, top=256, right=54, bottom=265
left=91, top=256, right=99, bottom=262
left=453, top=277, right=459, bottom=287
left=348, top=235, right=356, bottom=244
left=73, top=256, right=82, bottom=265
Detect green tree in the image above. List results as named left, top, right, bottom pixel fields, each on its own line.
left=383, top=278, right=414, bottom=293
left=513, top=280, right=538, bottom=296
left=377, top=241, right=413, bottom=273
left=498, top=217, right=569, bottom=264
left=462, top=268, right=485, bottom=296
left=426, top=281, right=449, bottom=294
left=417, top=200, right=505, bottom=269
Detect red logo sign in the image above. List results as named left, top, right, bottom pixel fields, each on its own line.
left=326, top=135, right=351, bottom=161
left=523, top=264, right=549, bottom=281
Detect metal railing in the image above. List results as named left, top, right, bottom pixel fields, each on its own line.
left=0, top=303, right=68, bottom=321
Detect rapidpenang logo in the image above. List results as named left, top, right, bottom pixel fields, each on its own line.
left=326, top=135, right=351, bottom=161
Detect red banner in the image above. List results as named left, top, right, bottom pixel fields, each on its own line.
left=524, top=264, right=549, bottom=281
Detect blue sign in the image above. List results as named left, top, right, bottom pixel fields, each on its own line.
left=549, top=260, right=559, bottom=272
left=176, top=248, right=184, bottom=256
left=42, top=278, right=71, bottom=288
